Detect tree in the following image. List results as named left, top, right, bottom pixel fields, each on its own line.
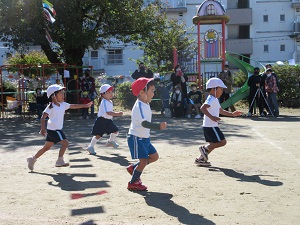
left=130, top=5, right=197, bottom=73
left=0, top=0, right=157, bottom=69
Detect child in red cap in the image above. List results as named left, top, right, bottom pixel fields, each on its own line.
left=126, top=78, right=167, bottom=191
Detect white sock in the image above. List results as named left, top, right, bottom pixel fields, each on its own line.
left=89, top=136, right=100, bottom=147
left=109, top=132, right=118, bottom=142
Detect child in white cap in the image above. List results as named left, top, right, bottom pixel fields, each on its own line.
left=27, top=84, right=93, bottom=171
left=126, top=78, right=167, bottom=191
left=86, top=84, right=123, bottom=155
left=195, top=78, right=243, bottom=166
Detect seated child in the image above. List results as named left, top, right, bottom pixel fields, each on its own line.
left=80, top=92, right=91, bottom=119
left=170, top=86, right=184, bottom=118
left=187, top=83, right=202, bottom=119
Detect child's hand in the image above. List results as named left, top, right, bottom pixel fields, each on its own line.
left=39, top=129, right=46, bottom=136
left=232, top=110, right=243, bottom=117
left=210, top=116, right=221, bottom=122
left=160, top=122, right=167, bottom=130
left=86, top=101, right=93, bottom=108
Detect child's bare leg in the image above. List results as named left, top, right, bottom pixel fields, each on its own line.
left=206, top=139, right=227, bottom=153
left=58, top=139, right=69, bottom=157
left=34, top=141, right=54, bottom=159
left=135, top=152, right=159, bottom=172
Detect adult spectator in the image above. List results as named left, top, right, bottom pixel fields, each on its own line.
left=81, top=69, right=96, bottom=117
left=131, top=62, right=153, bottom=80
left=218, top=64, right=233, bottom=110
left=265, top=68, right=279, bottom=117
left=170, top=64, right=188, bottom=116
left=247, top=67, right=265, bottom=117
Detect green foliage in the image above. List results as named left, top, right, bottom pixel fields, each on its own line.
left=233, top=70, right=248, bottom=87
left=0, top=0, right=159, bottom=67
left=4, top=51, right=54, bottom=78
left=131, top=5, right=196, bottom=73
left=273, top=65, right=300, bottom=108
left=115, top=82, right=136, bottom=109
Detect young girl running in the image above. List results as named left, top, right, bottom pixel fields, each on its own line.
left=86, top=84, right=123, bottom=155
left=27, top=84, right=93, bottom=171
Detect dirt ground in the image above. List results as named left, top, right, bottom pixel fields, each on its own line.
left=0, top=108, right=300, bottom=225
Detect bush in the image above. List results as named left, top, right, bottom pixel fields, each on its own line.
left=273, top=65, right=300, bottom=108
left=115, top=82, right=136, bottom=109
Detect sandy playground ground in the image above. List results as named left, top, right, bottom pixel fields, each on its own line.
left=0, top=108, right=300, bottom=225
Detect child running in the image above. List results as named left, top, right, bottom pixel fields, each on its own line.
left=86, top=84, right=123, bottom=155
left=195, top=78, right=242, bottom=166
left=127, top=78, right=167, bottom=191
left=27, top=84, right=93, bottom=171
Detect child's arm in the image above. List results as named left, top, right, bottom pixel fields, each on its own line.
left=69, top=101, right=93, bottom=109
left=106, top=111, right=123, bottom=117
left=39, top=112, right=49, bottom=136
left=220, top=108, right=243, bottom=117
left=200, top=104, right=221, bottom=122
left=141, top=121, right=167, bottom=130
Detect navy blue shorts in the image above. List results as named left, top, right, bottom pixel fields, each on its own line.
left=46, top=130, right=66, bottom=144
left=127, top=134, right=157, bottom=159
left=203, top=127, right=225, bottom=143
left=91, top=117, right=118, bottom=137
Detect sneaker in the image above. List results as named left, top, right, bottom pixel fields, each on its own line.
left=195, top=114, right=201, bottom=119
left=86, top=116, right=89, bottom=119
left=199, top=146, right=208, bottom=161
left=127, top=179, right=147, bottom=191
left=106, top=140, right=119, bottom=148
left=79, top=116, right=83, bottom=119
left=260, top=112, right=266, bottom=117
left=126, top=164, right=134, bottom=175
left=86, top=146, right=96, bottom=155
left=194, top=157, right=211, bottom=166
left=187, top=114, right=191, bottom=118
left=247, top=112, right=252, bottom=117
left=27, top=157, right=37, bottom=171
left=55, top=158, right=70, bottom=167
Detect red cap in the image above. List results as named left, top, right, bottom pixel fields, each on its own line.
left=131, top=77, right=154, bottom=96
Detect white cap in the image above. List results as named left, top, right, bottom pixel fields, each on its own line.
left=206, top=78, right=227, bottom=89
left=99, top=84, right=113, bottom=94
left=46, top=84, right=65, bottom=98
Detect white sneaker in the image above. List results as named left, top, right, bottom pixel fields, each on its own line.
left=195, top=114, right=201, bottom=119
left=86, top=146, right=96, bottom=155
left=187, top=114, right=191, bottom=118
left=106, top=140, right=119, bottom=148
left=27, top=157, right=37, bottom=171
left=55, top=158, right=70, bottom=167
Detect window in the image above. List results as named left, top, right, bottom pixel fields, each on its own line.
left=264, top=45, right=269, bottom=53
left=106, top=49, right=123, bottom=64
left=280, top=45, right=285, bottom=52
left=238, top=25, right=250, bottom=39
left=207, top=4, right=215, bottom=15
left=91, top=50, right=98, bottom=58
left=280, top=14, right=285, bottom=22
left=263, top=15, right=268, bottom=23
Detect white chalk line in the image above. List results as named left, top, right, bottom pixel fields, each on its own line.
left=251, top=127, right=300, bottom=165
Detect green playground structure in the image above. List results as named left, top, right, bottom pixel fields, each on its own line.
left=220, top=52, right=264, bottom=109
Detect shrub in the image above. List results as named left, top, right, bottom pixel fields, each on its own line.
left=115, top=82, right=136, bottom=109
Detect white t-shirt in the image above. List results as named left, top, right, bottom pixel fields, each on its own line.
left=98, top=99, right=113, bottom=119
left=44, top=102, right=70, bottom=130
left=128, top=99, right=152, bottom=138
left=202, top=95, right=220, bottom=127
